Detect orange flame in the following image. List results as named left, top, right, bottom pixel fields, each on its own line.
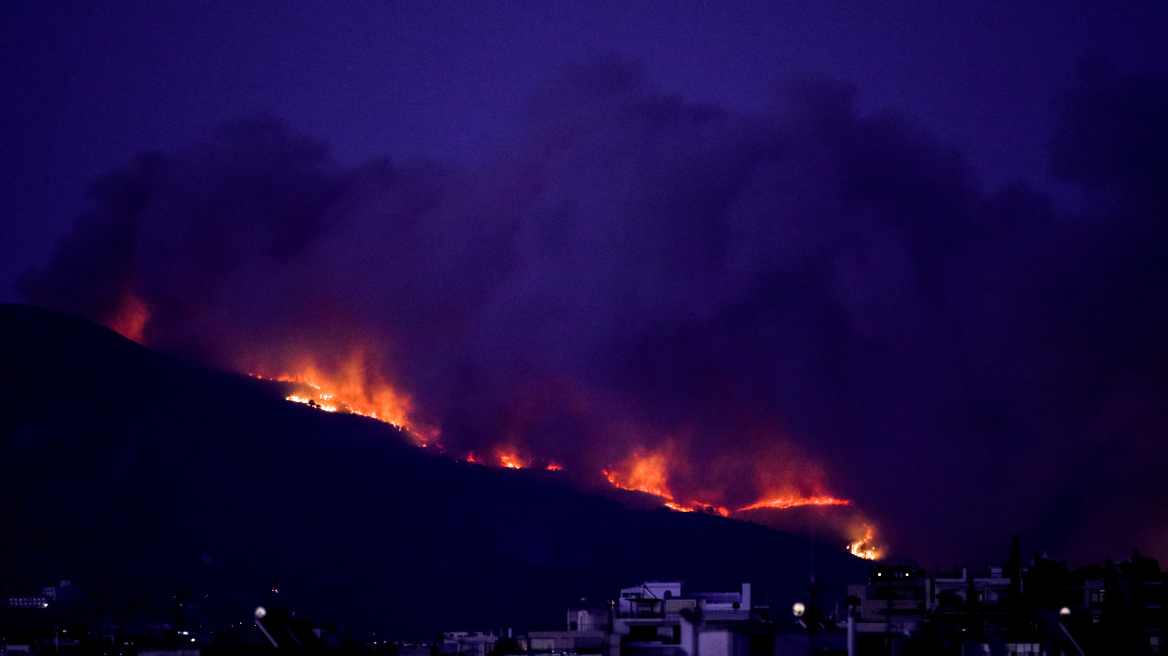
left=847, top=524, right=880, bottom=560
left=603, top=448, right=729, bottom=515
left=108, top=294, right=150, bottom=343
left=98, top=294, right=881, bottom=559
left=498, top=451, right=525, bottom=469
left=663, top=502, right=730, bottom=516
left=248, top=349, right=436, bottom=446
left=737, top=496, right=852, bottom=512
left=604, top=449, right=673, bottom=499
left=246, top=348, right=878, bottom=558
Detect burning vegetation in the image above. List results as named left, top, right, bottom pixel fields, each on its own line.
left=200, top=346, right=886, bottom=560
left=245, top=353, right=437, bottom=447
left=99, top=291, right=882, bottom=560
left=848, top=525, right=880, bottom=560
left=738, top=496, right=852, bottom=512
left=497, top=451, right=525, bottom=469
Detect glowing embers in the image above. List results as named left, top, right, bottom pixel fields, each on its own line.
left=848, top=525, right=880, bottom=560
left=737, top=496, right=852, bottom=512
left=546, top=463, right=562, bottom=471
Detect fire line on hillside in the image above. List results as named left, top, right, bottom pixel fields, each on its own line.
left=108, top=310, right=881, bottom=561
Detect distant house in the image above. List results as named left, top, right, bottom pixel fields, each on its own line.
left=842, top=549, right=1168, bottom=655
left=518, top=580, right=826, bottom=656
left=848, top=565, right=929, bottom=638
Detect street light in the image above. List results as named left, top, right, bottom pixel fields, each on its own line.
left=1058, top=608, right=1086, bottom=656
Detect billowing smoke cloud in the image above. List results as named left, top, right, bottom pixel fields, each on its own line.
left=19, top=57, right=1168, bottom=565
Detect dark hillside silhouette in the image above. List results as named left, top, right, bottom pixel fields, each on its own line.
left=0, top=304, right=869, bottom=636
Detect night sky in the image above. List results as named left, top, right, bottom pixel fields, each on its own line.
left=5, top=1, right=1168, bottom=567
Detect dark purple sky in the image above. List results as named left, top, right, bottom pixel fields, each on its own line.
left=5, top=1, right=1168, bottom=568
left=5, top=0, right=1166, bottom=300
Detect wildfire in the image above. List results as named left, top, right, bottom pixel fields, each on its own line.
left=498, top=452, right=525, bottom=469
left=602, top=449, right=729, bottom=516
left=94, top=293, right=881, bottom=560
left=737, top=496, right=852, bottom=512
left=604, top=450, right=673, bottom=499
left=663, top=502, right=730, bottom=516
left=247, top=350, right=437, bottom=446
left=286, top=392, right=338, bottom=412
left=847, top=525, right=880, bottom=560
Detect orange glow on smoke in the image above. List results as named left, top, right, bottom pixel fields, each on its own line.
left=466, top=452, right=478, bottom=463
left=848, top=524, right=880, bottom=560
left=737, top=496, right=852, bottom=512
left=604, top=449, right=673, bottom=499
left=108, top=294, right=150, bottom=343
left=546, top=462, right=562, bottom=471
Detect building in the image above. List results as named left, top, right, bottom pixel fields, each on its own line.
left=840, top=547, right=1168, bottom=655
left=520, top=581, right=780, bottom=656
left=439, top=631, right=498, bottom=656
left=610, top=582, right=758, bottom=656
left=848, top=565, right=928, bottom=637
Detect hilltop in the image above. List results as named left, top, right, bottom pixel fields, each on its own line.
left=0, top=304, right=869, bottom=637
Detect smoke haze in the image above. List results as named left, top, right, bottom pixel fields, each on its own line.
left=20, top=58, right=1168, bottom=565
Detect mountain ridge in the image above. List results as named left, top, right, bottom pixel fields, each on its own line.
left=0, top=304, right=869, bottom=637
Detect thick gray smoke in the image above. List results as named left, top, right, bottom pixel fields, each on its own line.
left=20, top=58, right=1168, bottom=565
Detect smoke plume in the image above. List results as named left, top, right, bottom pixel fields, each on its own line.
left=20, top=57, right=1168, bottom=565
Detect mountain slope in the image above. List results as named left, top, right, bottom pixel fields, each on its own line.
left=0, top=304, right=869, bottom=637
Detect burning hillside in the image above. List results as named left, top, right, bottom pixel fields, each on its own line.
left=246, top=347, right=882, bottom=556
left=102, top=307, right=882, bottom=558
left=0, top=302, right=879, bottom=637
left=19, top=72, right=938, bottom=563
left=245, top=355, right=434, bottom=445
